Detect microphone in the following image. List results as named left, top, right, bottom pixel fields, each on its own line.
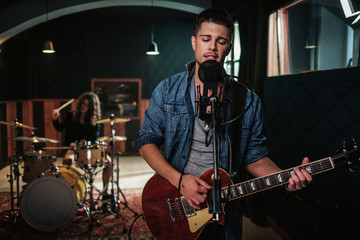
left=197, top=60, right=225, bottom=126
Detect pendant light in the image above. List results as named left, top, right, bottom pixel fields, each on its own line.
left=146, top=0, right=159, bottom=55
left=42, top=40, right=55, bottom=53
left=305, top=1, right=316, bottom=49
left=42, top=0, right=55, bottom=53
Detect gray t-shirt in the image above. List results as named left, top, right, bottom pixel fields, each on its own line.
left=184, top=117, right=214, bottom=177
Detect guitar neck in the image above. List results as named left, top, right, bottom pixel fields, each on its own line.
left=221, top=157, right=335, bottom=201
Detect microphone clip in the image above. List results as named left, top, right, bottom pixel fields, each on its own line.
left=195, top=85, right=224, bottom=129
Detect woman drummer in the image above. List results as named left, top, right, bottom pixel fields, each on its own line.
left=51, top=91, right=111, bottom=194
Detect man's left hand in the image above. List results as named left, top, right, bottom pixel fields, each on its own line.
left=286, top=157, right=312, bottom=191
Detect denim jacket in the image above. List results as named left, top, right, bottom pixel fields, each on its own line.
left=133, top=61, right=268, bottom=239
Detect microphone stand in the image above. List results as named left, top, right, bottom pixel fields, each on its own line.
left=197, top=85, right=223, bottom=221
left=208, top=96, right=222, bottom=221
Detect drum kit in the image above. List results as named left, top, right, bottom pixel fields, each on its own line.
left=0, top=115, right=138, bottom=233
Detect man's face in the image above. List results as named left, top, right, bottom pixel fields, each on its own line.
left=191, top=22, right=232, bottom=67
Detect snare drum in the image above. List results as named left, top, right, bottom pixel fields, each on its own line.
left=20, top=166, right=86, bottom=232
left=76, top=140, right=107, bottom=168
left=22, top=150, right=56, bottom=183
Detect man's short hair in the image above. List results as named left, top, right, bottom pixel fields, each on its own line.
left=195, top=8, right=234, bottom=41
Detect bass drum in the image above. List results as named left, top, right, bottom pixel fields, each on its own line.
left=43, top=166, right=86, bottom=204
left=20, top=166, right=86, bottom=231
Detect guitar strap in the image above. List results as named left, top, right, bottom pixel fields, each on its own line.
left=229, top=80, right=247, bottom=180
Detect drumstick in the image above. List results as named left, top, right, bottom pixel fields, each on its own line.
left=56, top=98, right=74, bottom=111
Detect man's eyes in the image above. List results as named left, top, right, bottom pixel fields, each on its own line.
left=201, top=38, right=228, bottom=45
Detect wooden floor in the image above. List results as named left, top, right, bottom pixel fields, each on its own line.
left=0, top=154, right=283, bottom=240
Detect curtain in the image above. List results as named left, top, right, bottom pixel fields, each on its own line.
left=236, top=1, right=270, bottom=98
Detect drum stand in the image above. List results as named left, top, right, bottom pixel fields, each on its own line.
left=0, top=155, right=22, bottom=225
left=0, top=123, right=23, bottom=228
left=78, top=161, right=103, bottom=230
left=102, top=114, right=138, bottom=231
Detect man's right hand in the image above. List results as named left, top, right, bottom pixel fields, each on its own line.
left=180, top=174, right=211, bottom=210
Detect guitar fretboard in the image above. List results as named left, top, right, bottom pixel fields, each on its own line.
left=220, top=157, right=334, bottom=201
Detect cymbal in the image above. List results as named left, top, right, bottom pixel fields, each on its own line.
left=0, top=120, right=37, bottom=130
left=24, top=150, right=55, bottom=157
left=98, top=136, right=127, bottom=142
left=8, top=136, right=59, bottom=143
left=42, top=146, right=70, bottom=150
left=95, top=118, right=131, bottom=124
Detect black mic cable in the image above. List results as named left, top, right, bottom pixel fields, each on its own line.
left=220, top=76, right=255, bottom=127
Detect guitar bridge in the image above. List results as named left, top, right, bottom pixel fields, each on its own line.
left=175, top=198, right=185, bottom=219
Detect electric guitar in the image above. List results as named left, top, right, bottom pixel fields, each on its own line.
left=141, top=145, right=360, bottom=240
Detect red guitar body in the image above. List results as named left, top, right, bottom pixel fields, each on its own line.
left=141, top=145, right=360, bottom=239
left=141, top=168, right=229, bottom=240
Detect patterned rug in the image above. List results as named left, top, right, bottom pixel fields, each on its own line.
left=0, top=191, right=153, bottom=239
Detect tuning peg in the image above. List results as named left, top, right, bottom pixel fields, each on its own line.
left=352, top=137, right=358, bottom=149
left=347, top=160, right=356, bottom=172
left=341, top=140, right=347, bottom=152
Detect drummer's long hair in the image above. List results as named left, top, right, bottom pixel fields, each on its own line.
left=73, top=92, right=101, bottom=125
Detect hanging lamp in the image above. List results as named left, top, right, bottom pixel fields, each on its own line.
left=305, top=1, right=316, bottom=49
left=42, top=0, right=55, bottom=53
left=146, top=0, right=159, bottom=55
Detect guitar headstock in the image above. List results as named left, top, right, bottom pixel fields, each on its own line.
left=333, top=138, right=360, bottom=172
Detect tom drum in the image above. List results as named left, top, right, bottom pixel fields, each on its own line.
left=76, top=140, right=107, bottom=168
left=22, top=150, right=56, bottom=183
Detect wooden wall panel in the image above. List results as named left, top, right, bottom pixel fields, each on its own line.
left=103, top=122, right=126, bottom=154
left=1, top=98, right=148, bottom=159
left=6, top=102, right=18, bottom=157
left=139, top=99, right=150, bottom=129
left=0, top=103, right=7, bottom=166
left=42, top=99, right=69, bottom=155
left=22, top=100, right=34, bottom=151
left=1, top=99, right=70, bottom=158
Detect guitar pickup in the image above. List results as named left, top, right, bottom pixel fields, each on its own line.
left=181, top=196, right=196, bottom=217
left=166, top=199, right=176, bottom=222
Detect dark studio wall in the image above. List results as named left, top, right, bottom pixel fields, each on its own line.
left=0, top=6, right=197, bottom=154
left=0, top=7, right=197, bottom=100
left=263, top=67, right=360, bottom=239
left=85, top=12, right=196, bottom=99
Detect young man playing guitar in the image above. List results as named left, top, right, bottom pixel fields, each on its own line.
left=133, top=8, right=312, bottom=240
